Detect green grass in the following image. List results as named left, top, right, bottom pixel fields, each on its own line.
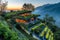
left=0, top=17, right=29, bottom=40
left=0, top=19, right=19, bottom=40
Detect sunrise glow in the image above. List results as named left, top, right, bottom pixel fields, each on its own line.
left=7, top=5, right=22, bottom=10
left=6, top=0, right=60, bottom=10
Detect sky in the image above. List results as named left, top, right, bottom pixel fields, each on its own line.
left=3, top=0, right=60, bottom=10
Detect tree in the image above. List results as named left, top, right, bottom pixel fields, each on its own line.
left=0, top=0, right=8, bottom=14
left=43, top=14, right=55, bottom=24
left=54, top=29, right=60, bottom=40
left=42, top=14, right=57, bottom=32
left=0, top=17, right=19, bottom=40
left=22, top=3, right=35, bottom=11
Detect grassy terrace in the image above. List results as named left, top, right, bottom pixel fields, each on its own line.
left=15, top=14, right=40, bottom=20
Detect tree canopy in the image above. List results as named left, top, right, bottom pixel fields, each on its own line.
left=22, top=3, right=35, bottom=11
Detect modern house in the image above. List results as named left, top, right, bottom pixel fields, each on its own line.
left=3, top=10, right=54, bottom=40
left=15, top=10, right=54, bottom=40
left=15, top=10, right=40, bottom=24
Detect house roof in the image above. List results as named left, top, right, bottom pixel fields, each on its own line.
left=15, top=14, right=40, bottom=20
left=3, top=10, right=32, bottom=18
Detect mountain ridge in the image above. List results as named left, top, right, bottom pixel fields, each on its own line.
left=32, top=2, right=60, bottom=27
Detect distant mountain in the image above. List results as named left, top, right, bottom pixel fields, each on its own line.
left=32, top=2, right=60, bottom=27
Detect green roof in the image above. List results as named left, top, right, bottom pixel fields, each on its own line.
left=15, top=14, right=40, bottom=20
left=4, top=10, right=32, bottom=18
left=31, top=23, right=45, bottom=31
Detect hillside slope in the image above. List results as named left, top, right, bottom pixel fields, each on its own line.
left=32, top=2, right=60, bottom=27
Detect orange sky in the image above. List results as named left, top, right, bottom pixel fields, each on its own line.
left=7, top=5, right=22, bottom=10
left=6, top=0, right=60, bottom=10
